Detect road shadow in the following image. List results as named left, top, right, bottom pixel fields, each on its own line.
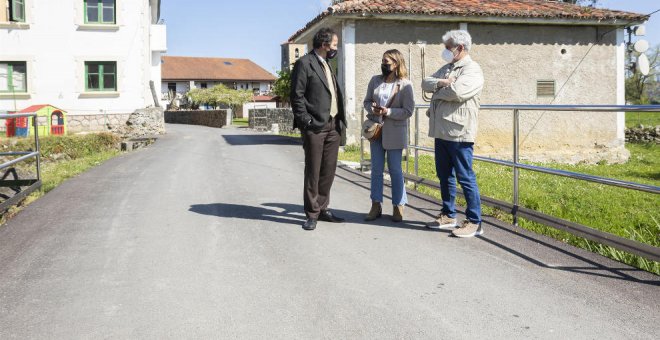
left=189, top=202, right=431, bottom=231
left=334, top=166, right=660, bottom=286
left=189, top=203, right=305, bottom=226
left=262, top=203, right=432, bottom=232
left=222, top=134, right=301, bottom=146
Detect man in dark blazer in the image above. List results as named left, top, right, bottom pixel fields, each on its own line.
left=290, top=27, right=347, bottom=231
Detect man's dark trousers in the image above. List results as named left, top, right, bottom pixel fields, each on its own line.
left=302, top=117, right=341, bottom=219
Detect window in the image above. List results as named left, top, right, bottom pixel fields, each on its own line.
left=0, top=62, right=27, bottom=93
left=9, top=0, right=25, bottom=22
left=167, top=82, right=176, bottom=93
left=537, top=80, right=555, bottom=97
left=201, top=82, right=207, bottom=89
left=85, top=61, right=116, bottom=91
left=85, top=0, right=115, bottom=24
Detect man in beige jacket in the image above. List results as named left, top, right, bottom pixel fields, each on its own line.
left=422, top=30, right=485, bottom=238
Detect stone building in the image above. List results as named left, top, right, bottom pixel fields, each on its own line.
left=286, top=0, right=648, bottom=163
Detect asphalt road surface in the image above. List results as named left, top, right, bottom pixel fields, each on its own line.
left=0, top=124, right=658, bottom=339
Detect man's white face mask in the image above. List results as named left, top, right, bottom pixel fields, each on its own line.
left=442, top=47, right=458, bottom=63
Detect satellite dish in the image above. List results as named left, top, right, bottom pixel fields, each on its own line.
left=634, top=25, right=646, bottom=36
left=634, top=39, right=649, bottom=53
left=636, top=53, right=650, bottom=76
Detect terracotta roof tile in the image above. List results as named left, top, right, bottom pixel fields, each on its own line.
left=289, top=0, right=648, bottom=41
left=162, top=56, right=276, bottom=82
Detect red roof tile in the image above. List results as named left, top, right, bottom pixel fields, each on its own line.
left=162, top=56, right=276, bottom=82
left=289, top=0, right=648, bottom=41
left=253, top=95, right=278, bottom=102
left=18, top=104, right=64, bottom=113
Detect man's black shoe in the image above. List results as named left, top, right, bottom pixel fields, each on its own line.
left=319, top=210, right=345, bottom=223
left=303, top=218, right=317, bottom=230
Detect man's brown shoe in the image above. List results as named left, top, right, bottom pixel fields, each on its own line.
left=452, top=220, right=484, bottom=238
left=426, top=213, right=458, bottom=229
left=365, top=202, right=382, bottom=221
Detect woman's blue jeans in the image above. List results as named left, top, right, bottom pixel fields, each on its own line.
left=370, top=138, right=407, bottom=206
left=434, top=138, right=481, bottom=223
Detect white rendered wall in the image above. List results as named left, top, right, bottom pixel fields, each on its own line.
left=0, top=0, right=165, bottom=115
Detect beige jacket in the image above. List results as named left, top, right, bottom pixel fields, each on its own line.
left=364, top=76, right=415, bottom=150
left=422, top=55, right=484, bottom=143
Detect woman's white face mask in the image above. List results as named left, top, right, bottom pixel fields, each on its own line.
left=442, top=47, right=458, bottom=63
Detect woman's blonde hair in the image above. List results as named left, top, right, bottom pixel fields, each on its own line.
left=383, top=49, right=408, bottom=80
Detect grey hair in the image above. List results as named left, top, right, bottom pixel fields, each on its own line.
left=442, top=30, right=472, bottom=52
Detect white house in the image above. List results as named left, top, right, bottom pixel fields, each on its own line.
left=0, top=0, right=167, bottom=132
left=161, top=56, right=276, bottom=106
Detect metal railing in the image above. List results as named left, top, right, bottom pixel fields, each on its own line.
left=0, top=112, right=42, bottom=212
left=360, top=105, right=660, bottom=262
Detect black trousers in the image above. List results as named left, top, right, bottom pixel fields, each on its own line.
left=302, top=117, right=341, bottom=219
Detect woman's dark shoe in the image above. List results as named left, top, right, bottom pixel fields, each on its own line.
left=392, top=205, right=404, bottom=222
left=365, top=202, right=382, bottom=221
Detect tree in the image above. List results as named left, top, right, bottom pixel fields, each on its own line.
left=626, top=45, right=659, bottom=104
left=272, top=69, right=291, bottom=107
left=187, top=85, right=254, bottom=116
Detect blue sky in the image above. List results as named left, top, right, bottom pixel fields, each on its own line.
left=161, top=0, right=659, bottom=75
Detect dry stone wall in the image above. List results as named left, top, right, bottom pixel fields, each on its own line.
left=164, top=110, right=229, bottom=128
left=248, top=109, right=295, bottom=133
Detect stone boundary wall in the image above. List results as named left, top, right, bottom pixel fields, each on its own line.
left=625, top=125, right=659, bottom=144
left=67, top=114, right=132, bottom=133
left=248, top=108, right=295, bottom=133
left=164, top=110, right=229, bottom=128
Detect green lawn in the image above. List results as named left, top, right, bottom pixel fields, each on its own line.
left=626, top=111, right=660, bottom=128
left=232, top=118, right=249, bottom=127
left=340, top=143, right=660, bottom=274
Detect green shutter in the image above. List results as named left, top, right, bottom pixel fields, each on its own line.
left=85, top=61, right=116, bottom=91
left=0, top=62, right=27, bottom=93
left=11, top=0, right=25, bottom=22
left=84, top=0, right=115, bottom=24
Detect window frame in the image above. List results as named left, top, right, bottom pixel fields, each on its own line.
left=85, top=61, right=117, bottom=92
left=9, top=0, right=26, bottom=22
left=0, top=61, right=28, bottom=93
left=84, top=0, right=116, bottom=25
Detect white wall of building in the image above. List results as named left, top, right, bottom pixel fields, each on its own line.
left=242, top=102, right=276, bottom=118
left=161, top=80, right=273, bottom=101
left=0, top=0, right=166, bottom=116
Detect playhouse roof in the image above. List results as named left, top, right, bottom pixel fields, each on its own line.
left=18, top=105, right=66, bottom=114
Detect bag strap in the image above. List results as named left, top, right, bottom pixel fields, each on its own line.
left=384, top=83, right=401, bottom=109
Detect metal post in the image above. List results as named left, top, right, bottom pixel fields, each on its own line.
left=33, top=114, right=41, bottom=182
left=414, top=107, right=420, bottom=190
left=360, top=108, right=365, bottom=171
left=513, top=109, right=520, bottom=226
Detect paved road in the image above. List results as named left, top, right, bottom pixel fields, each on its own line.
left=0, top=124, right=658, bottom=339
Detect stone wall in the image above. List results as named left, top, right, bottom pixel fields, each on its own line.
left=67, top=113, right=132, bottom=133
left=248, top=109, right=295, bottom=133
left=164, top=110, right=229, bottom=128
left=625, top=125, right=659, bottom=144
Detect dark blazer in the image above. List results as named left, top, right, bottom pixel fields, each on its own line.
left=290, top=53, right=347, bottom=143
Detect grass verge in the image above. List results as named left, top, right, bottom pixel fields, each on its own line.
left=232, top=118, right=249, bottom=127
left=340, top=143, right=660, bottom=275
left=0, top=133, right=122, bottom=224
left=626, top=111, right=660, bottom=128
